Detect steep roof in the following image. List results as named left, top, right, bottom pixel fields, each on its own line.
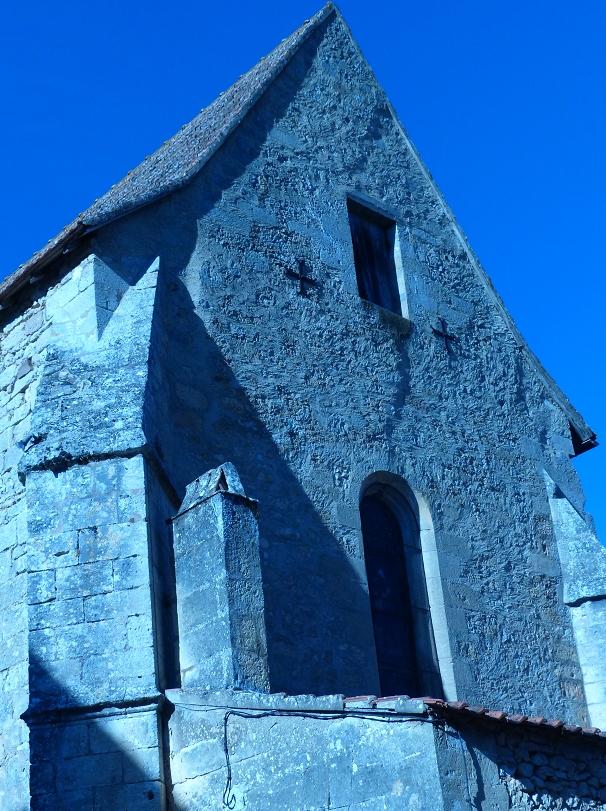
left=0, top=3, right=335, bottom=304
left=0, top=3, right=596, bottom=452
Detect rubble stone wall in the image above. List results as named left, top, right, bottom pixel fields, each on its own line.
left=0, top=272, right=69, bottom=810
left=439, top=712, right=606, bottom=811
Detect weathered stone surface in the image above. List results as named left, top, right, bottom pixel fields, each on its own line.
left=25, top=456, right=157, bottom=712
left=165, top=688, right=345, bottom=711
left=0, top=246, right=172, bottom=805
left=83, top=5, right=600, bottom=719
left=173, top=464, right=270, bottom=692
left=168, top=690, right=444, bottom=811
left=20, top=255, right=159, bottom=474
left=0, top=4, right=604, bottom=809
left=29, top=705, right=164, bottom=811
left=545, top=471, right=606, bottom=606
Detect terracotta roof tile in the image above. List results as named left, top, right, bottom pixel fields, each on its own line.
left=346, top=694, right=604, bottom=740
left=466, top=706, right=487, bottom=715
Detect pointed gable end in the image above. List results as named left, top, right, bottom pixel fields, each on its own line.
left=0, top=2, right=596, bottom=452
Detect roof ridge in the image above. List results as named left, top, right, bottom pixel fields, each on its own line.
left=83, top=2, right=335, bottom=229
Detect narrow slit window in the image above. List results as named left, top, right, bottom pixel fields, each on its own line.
left=347, top=199, right=401, bottom=315
left=360, top=483, right=443, bottom=699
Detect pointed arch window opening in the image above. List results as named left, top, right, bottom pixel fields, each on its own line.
left=360, top=482, right=443, bottom=700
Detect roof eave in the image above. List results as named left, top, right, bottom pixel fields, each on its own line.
left=0, top=219, right=86, bottom=307
left=0, top=2, right=337, bottom=307
left=0, top=2, right=596, bottom=455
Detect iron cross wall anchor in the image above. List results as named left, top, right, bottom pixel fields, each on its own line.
left=431, top=317, right=458, bottom=353
left=285, top=260, right=316, bottom=295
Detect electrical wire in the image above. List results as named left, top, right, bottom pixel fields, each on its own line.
left=171, top=702, right=442, bottom=810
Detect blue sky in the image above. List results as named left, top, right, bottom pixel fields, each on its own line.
left=1, top=0, right=604, bottom=539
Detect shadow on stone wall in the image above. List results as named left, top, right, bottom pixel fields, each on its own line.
left=19, top=16, right=418, bottom=808
left=449, top=717, right=606, bottom=810
left=120, top=18, right=385, bottom=699
left=90, top=16, right=410, bottom=698
left=147, top=270, right=381, bottom=697
left=26, top=653, right=173, bottom=811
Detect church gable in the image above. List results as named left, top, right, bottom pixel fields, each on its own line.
left=2, top=8, right=605, bottom=810
left=71, top=4, right=597, bottom=722
left=2, top=4, right=593, bottom=450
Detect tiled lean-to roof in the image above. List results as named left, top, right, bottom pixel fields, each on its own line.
left=0, top=2, right=596, bottom=451
left=345, top=695, right=606, bottom=739
left=420, top=698, right=606, bottom=739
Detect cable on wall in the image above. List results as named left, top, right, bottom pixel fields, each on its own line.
left=171, top=702, right=445, bottom=809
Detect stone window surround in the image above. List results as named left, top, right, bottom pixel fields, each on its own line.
left=359, top=471, right=457, bottom=701
left=346, top=190, right=411, bottom=321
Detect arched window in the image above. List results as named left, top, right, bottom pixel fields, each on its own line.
left=360, top=482, right=442, bottom=699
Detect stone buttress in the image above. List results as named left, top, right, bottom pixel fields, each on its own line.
left=20, top=255, right=178, bottom=811
left=171, top=462, right=269, bottom=693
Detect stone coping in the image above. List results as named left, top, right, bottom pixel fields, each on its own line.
left=165, top=689, right=425, bottom=715
left=165, top=689, right=606, bottom=739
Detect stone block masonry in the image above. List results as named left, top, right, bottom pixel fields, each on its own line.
left=166, top=690, right=444, bottom=811
left=23, top=454, right=172, bottom=810
left=0, top=288, right=64, bottom=809
left=25, top=455, right=157, bottom=711
left=172, top=463, right=270, bottom=693
left=28, top=703, right=165, bottom=811
left=0, top=235, right=172, bottom=806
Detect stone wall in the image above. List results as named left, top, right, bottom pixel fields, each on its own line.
left=29, top=703, right=164, bottom=811
left=171, top=463, right=270, bottom=693
left=0, top=281, right=60, bottom=809
left=166, top=691, right=444, bottom=810
left=1, top=7, right=605, bottom=808
left=0, top=249, right=176, bottom=807
left=501, top=735, right=606, bottom=810
left=25, top=455, right=157, bottom=712
left=166, top=691, right=606, bottom=811
left=437, top=708, right=606, bottom=811
left=88, top=11, right=605, bottom=720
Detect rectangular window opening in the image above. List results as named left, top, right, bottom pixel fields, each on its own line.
left=347, top=198, right=401, bottom=315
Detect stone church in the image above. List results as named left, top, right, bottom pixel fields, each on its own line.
left=1, top=3, right=605, bottom=809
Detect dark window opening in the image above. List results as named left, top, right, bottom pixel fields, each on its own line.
left=360, top=484, right=442, bottom=699
left=348, top=199, right=401, bottom=315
